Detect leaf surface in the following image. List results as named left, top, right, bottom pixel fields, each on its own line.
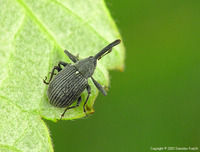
left=0, top=0, right=124, bottom=151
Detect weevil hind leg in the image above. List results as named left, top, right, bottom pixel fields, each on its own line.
left=83, top=85, right=91, bottom=116
left=64, top=50, right=79, bottom=63
left=60, top=96, right=82, bottom=120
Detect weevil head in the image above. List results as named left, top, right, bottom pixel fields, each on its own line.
left=74, top=56, right=97, bottom=78
left=74, top=40, right=121, bottom=78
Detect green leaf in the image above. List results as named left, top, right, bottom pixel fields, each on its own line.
left=0, top=0, right=125, bottom=151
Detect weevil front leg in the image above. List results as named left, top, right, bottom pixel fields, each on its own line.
left=83, top=85, right=91, bottom=116
left=60, top=96, right=82, bottom=120
left=64, top=50, right=79, bottom=63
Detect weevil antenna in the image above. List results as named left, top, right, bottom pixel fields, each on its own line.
left=94, top=39, right=121, bottom=60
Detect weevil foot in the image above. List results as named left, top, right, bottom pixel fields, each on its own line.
left=60, top=114, right=64, bottom=120
left=43, top=76, right=49, bottom=85
left=83, top=107, right=88, bottom=116
left=60, top=108, right=68, bottom=120
left=60, top=113, right=65, bottom=120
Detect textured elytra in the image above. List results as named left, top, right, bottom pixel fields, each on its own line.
left=48, top=64, right=88, bottom=108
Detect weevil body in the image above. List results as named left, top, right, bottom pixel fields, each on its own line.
left=44, top=39, right=121, bottom=120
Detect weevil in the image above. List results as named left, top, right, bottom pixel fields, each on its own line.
left=43, top=39, right=121, bottom=120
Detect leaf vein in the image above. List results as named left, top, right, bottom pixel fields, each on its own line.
left=51, top=0, right=109, bottom=43
left=15, top=0, right=63, bottom=52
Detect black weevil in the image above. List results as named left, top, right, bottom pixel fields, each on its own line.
left=43, top=39, right=121, bottom=120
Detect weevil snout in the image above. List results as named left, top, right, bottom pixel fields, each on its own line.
left=94, top=39, right=121, bottom=60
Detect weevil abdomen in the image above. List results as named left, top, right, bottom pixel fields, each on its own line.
left=47, top=64, right=88, bottom=108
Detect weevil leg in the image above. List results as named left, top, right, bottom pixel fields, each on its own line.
left=48, top=72, right=56, bottom=75
left=60, top=96, right=82, bottom=120
left=91, top=77, right=107, bottom=96
left=83, top=85, right=91, bottom=116
left=58, top=61, right=68, bottom=67
left=64, top=50, right=79, bottom=63
left=43, top=66, right=62, bottom=85
left=48, top=61, right=67, bottom=76
left=44, top=61, right=67, bottom=85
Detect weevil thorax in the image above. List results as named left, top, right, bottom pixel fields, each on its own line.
left=74, top=56, right=97, bottom=78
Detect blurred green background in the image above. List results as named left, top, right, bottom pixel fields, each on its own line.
left=45, top=0, right=200, bottom=151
